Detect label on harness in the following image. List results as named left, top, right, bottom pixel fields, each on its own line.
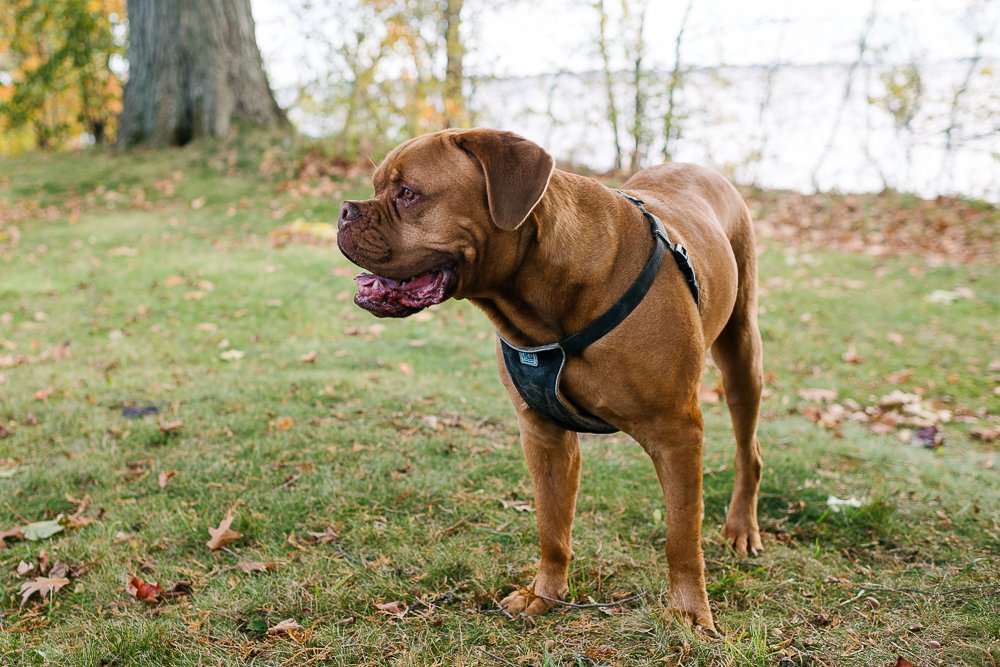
left=518, top=352, right=539, bottom=367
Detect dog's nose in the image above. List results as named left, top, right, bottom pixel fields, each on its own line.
left=339, top=201, right=362, bottom=229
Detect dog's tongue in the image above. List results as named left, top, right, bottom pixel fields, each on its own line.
left=353, top=269, right=454, bottom=318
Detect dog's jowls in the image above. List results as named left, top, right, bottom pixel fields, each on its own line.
left=338, top=128, right=764, bottom=631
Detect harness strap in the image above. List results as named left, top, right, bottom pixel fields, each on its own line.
left=559, top=192, right=699, bottom=356
left=497, top=190, right=702, bottom=434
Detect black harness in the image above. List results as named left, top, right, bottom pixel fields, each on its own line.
left=498, top=192, right=700, bottom=434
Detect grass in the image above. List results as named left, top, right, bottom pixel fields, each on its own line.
left=0, top=138, right=998, bottom=666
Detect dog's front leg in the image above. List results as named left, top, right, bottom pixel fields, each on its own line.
left=499, top=409, right=580, bottom=616
left=636, top=409, right=716, bottom=632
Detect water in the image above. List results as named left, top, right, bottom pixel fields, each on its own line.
left=465, top=63, right=1000, bottom=202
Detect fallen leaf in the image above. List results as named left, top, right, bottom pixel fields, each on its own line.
left=398, top=362, right=413, bottom=376
left=895, top=658, right=917, bottom=667
left=799, top=388, right=837, bottom=402
left=23, top=519, right=64, bottom=541
left=126, top=575, right=163, bottom=603
left=826, top=495, right=864, bottom=512
left=275, top=416, right=294, bottom=430
left=970, top=427, right=999, bottom=443
left=20, top=576, right=70, bottom=606
left=842, top=344, right=863, bottom=364
left=206, top=509, right=242, bottom=550
left=60, top=513, right=96, bottom=530
left=878, top=390, right=921, bottom=410
left=374, top=600, right=407, bottom=616
left=699, top=383, right=721, bottom=404
left=885, top=369, right=914, bottom=384
left=299, top=351, right=317, bottom=363
left=236, top=560, right=277, bottom=573
left=33, top=387, right=54, bottom=401
left=158, top=419, right=183, bottom=433
left=267, top=618, right=304, bottom=635
left=158, top=470, right=177, bottom=488
left=306, top=526, right=339, bottom=544
left=500, top=498, right=535, bottom=513
left=0, top=524, right=25, bottom=547
left=220, top=349, right=245, bottom=361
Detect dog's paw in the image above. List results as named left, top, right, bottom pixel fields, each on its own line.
left=499, top=584, right=559, bottom=616
left=721, top=517, right=763, bottom=557
left=668, top=604, right=718, bottom=635
left=668, top=582, right=717, bottom=634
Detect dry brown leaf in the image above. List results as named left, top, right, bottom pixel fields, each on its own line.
left=374, top=600, right=407, bottom=616
left=158, top=470, right=177, bottom=488
left=20, top=576, right=70, bottom=606
left=699, top=383, right=721, bottom=404
left=398, top=362, right=413, bottom=376
left=500, top=498, right=535, bottom=513
left=306, top=526, right=339, bottom=544
left=236, top=560, right=277, bottom=573
left=158, top=420, right=183, bottom=433
left=61, top=513, right=96, bottom=530
left=126, top=575, right=163, bottom=603
left=33, top=387, right=54, bottom=401
left=274, top=416, right=294, bottom=431
left=842, top=344, right=863, bottom=364
left=799, top=388, right=837, bottom=402
left=206, top=509, right=242, bottom=550
left=971, top=427, right=999, bottom=443
left=0, top=524, right=25, bottom=547
left=299, top=351, right=317, bottom=363
left=267, top=618, right=304, bottom=635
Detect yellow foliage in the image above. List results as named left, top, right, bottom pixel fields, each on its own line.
left=0, top=0, right=125, bottom=153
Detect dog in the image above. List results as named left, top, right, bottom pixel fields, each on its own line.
left=337, top=128, right=764, bottom=631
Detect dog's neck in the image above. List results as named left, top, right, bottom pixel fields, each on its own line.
left=469, top=170, right=654, bottom=347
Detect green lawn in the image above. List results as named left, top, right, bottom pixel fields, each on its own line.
left=0, top=139, right=997, bottom=666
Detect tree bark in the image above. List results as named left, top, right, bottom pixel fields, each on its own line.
left=118, top=0, right=286, bottom=147
left=442, top=0, right=466, bottom=128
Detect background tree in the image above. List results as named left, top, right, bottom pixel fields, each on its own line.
left=442, top=0, right=467, bottom=127
left=0, top=0, right=124, bottom=151
left=289, top=0, right=471, bottom=158
left=117, top=0, right=286, bottom=148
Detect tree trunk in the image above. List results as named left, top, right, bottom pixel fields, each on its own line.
left=595, top=0, right=623, bottom=171
left=442, top=0, right=466, bottom=128
left=118, top=0, right=286, bottom=148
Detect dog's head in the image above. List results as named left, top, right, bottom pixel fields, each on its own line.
left=337, top=129, right=554, bottom=317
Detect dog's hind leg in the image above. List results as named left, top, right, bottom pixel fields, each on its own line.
left=711, top=215, right=765, bottom=556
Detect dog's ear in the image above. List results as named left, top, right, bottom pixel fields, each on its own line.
left=455, top=130, right=555, bottom=231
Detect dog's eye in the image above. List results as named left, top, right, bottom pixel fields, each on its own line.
left=399, top=187, right=415, bottom=202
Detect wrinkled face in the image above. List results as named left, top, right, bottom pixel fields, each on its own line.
left=337, top=129, right=554, bottom=318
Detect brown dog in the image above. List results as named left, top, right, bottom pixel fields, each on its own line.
left=337, top=129, right=763, bottom=631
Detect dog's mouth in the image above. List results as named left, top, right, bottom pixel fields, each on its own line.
left=353, top=268, right=457, bottom=318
